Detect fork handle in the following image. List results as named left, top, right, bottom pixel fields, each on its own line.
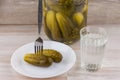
left=38, top=0, right=42, bottom=34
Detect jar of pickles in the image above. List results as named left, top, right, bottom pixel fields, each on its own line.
left=43, top=0, right=88, bottom=44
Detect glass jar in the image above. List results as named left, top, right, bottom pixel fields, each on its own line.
left=43, top=0, right=88, bottom=44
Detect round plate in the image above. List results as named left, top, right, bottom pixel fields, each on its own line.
left=11, top=41, right=76, bottom=78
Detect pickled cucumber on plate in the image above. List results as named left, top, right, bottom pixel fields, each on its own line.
left=24, top=54, right=53, bottom=67
left=24, top=49, right=63, bottom=67
left=43, top=49, right=63, bottom=63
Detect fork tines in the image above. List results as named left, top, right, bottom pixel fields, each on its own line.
left=34, top=37, right=43, bottom=54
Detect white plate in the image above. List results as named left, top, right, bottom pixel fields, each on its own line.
left=11, top=41, right=76, bottom=78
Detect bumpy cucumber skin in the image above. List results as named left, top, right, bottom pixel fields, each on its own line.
left=24, top=54, right=53, bottom=67
left=24, top=49, right=63, bottom=67
left=56, top=13, right=73, bottom=41
left=43, top=49, right=63, bottom=63
left=46, top=10, right=62, bottom=41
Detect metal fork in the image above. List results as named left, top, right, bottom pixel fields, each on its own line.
left=35, top=37, right=43, bottom=54
left=34, top=0, right=43, bottom=55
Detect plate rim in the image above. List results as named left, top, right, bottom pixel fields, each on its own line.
left=11, top=41, right=76, bottom=78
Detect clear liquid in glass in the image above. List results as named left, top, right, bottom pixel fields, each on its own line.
left=80, top=33, right=107, bottom=72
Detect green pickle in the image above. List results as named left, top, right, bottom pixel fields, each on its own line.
left=43, top=49, right=63, bottom=63
left=24, top=54, right=53, bottom=67
left=24, top=49, right=63, bottom=67
left=43, top=0, right=88, bottom=44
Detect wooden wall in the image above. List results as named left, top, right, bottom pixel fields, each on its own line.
left=0, top=0, right=120, bottom=25
left=88, top=0, right=120, bottom=25
left=0, top=0, right=38, bottom=25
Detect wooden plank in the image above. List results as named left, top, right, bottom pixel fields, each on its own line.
left=0, top=25, right=120, bottom=80
left=0, top=0, right=38, bottom=25
left=88, top=0, right=120, bottom=25
left=0, top=0, right=120, bottom=24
